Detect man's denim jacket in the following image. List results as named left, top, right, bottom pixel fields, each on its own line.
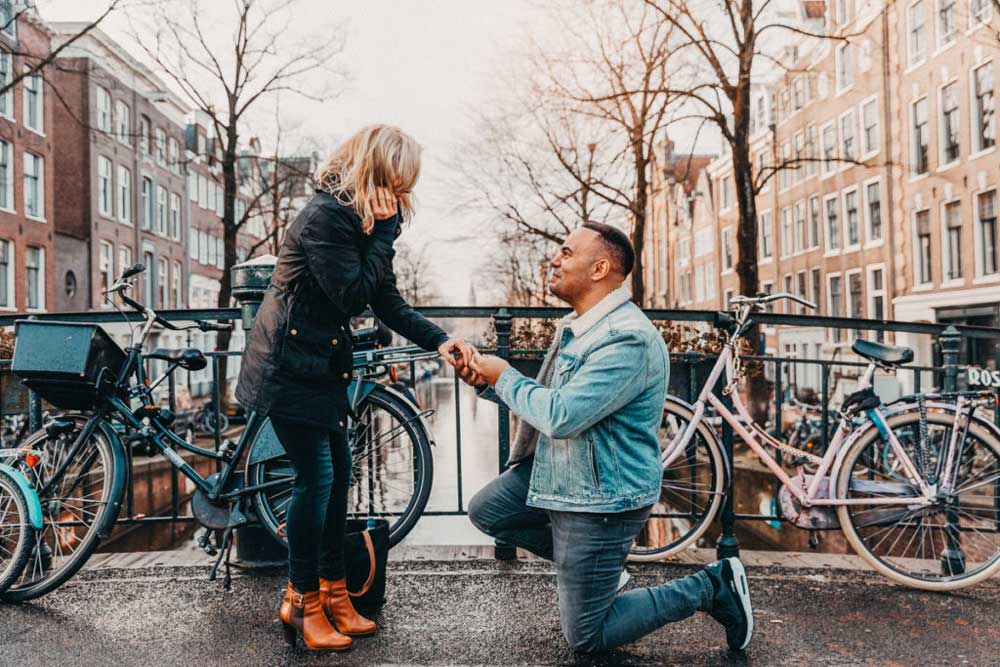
left=485, top=285, right=669, bottom=513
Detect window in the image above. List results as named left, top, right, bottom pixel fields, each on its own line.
left=720, top=175, right=732, bottom=211
left=156, top=185, right=167, bottom=235
left=759, top=211, right=773, bottom=259
left=139, top=115, right=150, bottom=155
left=757, top=150, right=771, bottom=193
left=941, top=82, right=960, bottom=163
left=780, top=142, right=792, bottom=189
left=22, top=68, right=42, bottom=133
left=24, top=153, right=43, bottom=220
left=761, top=281, right=774, bottom=313
left=912, top=97, right=929, bottom=175
left=908, top=1, right=926, bottom=65
left=157, top=258, right=168, bottom=309
left=792, top=77, right=804, bottom=111
left=844, top=189, right=860, bottom=247
left=805, top=126, right=817, bottom=177
left=114, top=100, right=129, bottom=144
left=973, top=64, right=995, bottom=153
left=868, top=267, right=886, bottom=340
left=188, top=172, right=197, bottom=202
left=694, top=227, right=713, bottom=256
left=200, top=230, right=209, bottom=263
left=865, top=181, right=882, bottom=242
left=215, top=181, right=224, bottom=217
left=117, top=166, right=132, bottom=224
left=118, top=245, right=132, bottom=281
left=978, top=190, right=998, bottom=275
left=198, top=175, right=208, bottom=209
left=0, top=140, right=11, bottom=211
left=172, top=260, right=182, bottom=308
left=169, top=193, right=181, bottom=240
left=794, top=132, right=805, bottom=182
left=796, top=271, right=808, bottom=314
left=197, top=132, right=207, bottom=157
left=811, top=268, right=822, bottom=312
left=168, top=137, right=180, bottom=173
left=142, top=249, right=155, bottom=307
left=848, top=271, right=863, bottom=328
left=96, top=86, right=111, bottom=132
left=808, top=196, right=821, bottom=248
left=0, top=239, right=10, bottom=308
left=753, top=93, right=767, bottom=133
left=783, top=275, right=793, bottom=313
left=215, top=237, right=224, bottom=269
left=937, top=0, right=956, bottom=46
left=97, top=156, right=113, bottom=217
left=971, top=0, right=991, bottom=26
left=98, top=241, right=113, bottom=297
left=0, top=51, right=12, bottom=118
left=825, top=195, right=841, bottom=251
left=155, top=128, right=166, bottom=165
left=190, top=229, right=200, bottom=261
left=862, top=98, right=879, bottom=155
left=836, top=42, right=854, bottom=91
left=916, top=209, right=933, bottom=284
left=141, top=177, right=154, bottom=230
left=722, top=228, right=734, bottom=271
left=822, top=123, right=836, bottom=174
left=840, top=110, right=856, bottom=162
left=26, top=246, right=44, bottom=310
left=781, top=207, right=792, bottom=256
left=794, top=201, right=806, bottom=253
left=836, top=0, right=851, bottom=26
left=943, top=200, right=962, bottom=280
left=828, top=274, right=843, bottom=342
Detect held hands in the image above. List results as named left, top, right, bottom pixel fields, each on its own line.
left=370, top=186, right=399, bottom=221
left=438, top=338, right=476, bottom=371
left=437, top=340, right=510, bottom=388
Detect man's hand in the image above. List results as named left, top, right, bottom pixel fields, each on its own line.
left=469, top=352, right=511, bottom=387
left=438, top=338, right=476, bottom=370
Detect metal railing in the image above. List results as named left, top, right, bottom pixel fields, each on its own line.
left=2, top=306, right=1000, bottom=559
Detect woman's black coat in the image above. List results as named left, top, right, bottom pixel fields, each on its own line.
left=235, top=192, right=448, bottom=429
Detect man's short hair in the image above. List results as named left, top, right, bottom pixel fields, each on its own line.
left=582, top=221, right=635, bottom=277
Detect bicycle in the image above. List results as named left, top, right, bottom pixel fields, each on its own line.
left=2, top=263, right=438, bottom=601
left=0, top=458, right=41, bottom=594
left=630, top=292, right=1000, bottom=591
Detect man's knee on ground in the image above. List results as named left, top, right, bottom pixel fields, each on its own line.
left=562, top=625, right=604, bottom=654
left=467, top=487, right=496, bottom=535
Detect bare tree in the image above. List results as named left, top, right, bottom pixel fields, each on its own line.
left=392, top=240, right=441, bottom=306
left=133, top=0, right=346, bottom=405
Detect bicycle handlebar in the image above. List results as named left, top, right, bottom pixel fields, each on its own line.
left=730, top=291, right=817, bottom=311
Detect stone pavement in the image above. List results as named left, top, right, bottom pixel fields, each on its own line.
left=2, top=546, right=999, bottom=667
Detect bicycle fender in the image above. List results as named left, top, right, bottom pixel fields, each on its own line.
left=93, top=419, right=128, bottom=539
left=247, top=419, right=285, bottom=466
left=0, top=463, right=43, bottom=529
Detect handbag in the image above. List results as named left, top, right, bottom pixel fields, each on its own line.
left=343, top=518, right=390, bottom=617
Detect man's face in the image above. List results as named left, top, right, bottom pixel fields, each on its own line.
left=548, top=228, right=606, bottom=302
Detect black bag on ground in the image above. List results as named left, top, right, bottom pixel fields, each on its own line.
left=343, top=518, right=389, bottom=617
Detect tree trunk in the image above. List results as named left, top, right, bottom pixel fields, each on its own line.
left=630, top=138, right=648, bottom=304
left=214, top=127, right=240, bottom=412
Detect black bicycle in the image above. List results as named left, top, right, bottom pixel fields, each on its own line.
left=2, top=263, right=437, bottom=601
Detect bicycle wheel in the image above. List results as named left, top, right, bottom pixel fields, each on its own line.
left=836, top=410, right=1000, bottom=590
left=250, top=384, right=434, bottom=549
left=0, top=468, right=35, bottom=593
left=3, top=416, right=126, bottom=602
left=629, top=397, right=727, bottom=561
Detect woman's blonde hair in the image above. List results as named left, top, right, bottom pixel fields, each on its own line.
left=315, top=125, right=422, bottom=234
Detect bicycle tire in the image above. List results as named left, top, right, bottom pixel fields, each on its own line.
left=249, top=384, right=434, bottom=549
left=0, top=468, right=35, bottom=594
left=836, top=409, right=1000, bottom=591
left=629, top=396, right=727, bottom=561
left=2, top=416, right=126, bottom=602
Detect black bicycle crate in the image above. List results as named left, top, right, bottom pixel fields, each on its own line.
left=11, top=320, right=127, bottom=410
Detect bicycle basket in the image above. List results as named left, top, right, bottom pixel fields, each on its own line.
left=11, top=320, right=127, bottom=410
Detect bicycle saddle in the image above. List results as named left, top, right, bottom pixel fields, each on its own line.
left=146, top=348, right=208, bottom=371
left=852, top=339, right=914, bottom=366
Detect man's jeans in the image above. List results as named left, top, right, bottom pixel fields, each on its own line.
left=469, top=460, right=714, bottom=653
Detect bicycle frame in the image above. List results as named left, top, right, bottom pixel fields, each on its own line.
left=661, top=339, right=941, bottom=510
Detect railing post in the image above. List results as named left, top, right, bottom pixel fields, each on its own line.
left=493, top=308, right=516, bottom=561
left=716, top=388, right=740, bottom=559
left=937, top=325, right=966, bottom=574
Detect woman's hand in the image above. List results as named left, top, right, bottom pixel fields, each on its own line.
left=370, top=186, right=399, bottom=221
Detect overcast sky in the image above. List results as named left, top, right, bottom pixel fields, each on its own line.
left=38, top=0, right=542, bottom=304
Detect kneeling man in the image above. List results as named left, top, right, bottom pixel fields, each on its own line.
left=465, top=222, right=753, bottom=654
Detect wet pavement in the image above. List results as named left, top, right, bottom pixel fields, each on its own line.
left=3, top=553, right=999, bottom=667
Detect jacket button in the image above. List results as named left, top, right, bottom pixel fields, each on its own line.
left=290, top=328, right=297, bottom=336
left=331, top=338, right=338, bottom=345
left=338, top=420, right=345, bottom=428
left=342, top=372, right=350, bottom=380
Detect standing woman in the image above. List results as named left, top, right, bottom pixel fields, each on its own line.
left=236, top=125, right=474, bottom=652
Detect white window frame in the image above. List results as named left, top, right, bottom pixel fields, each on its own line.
left=23, top=152, right=44, bottom=222
left=0, top=139, right=13, bottom=213
left=0, top=238, right=13, bottom=310
left=824, top=193, right=842, bottom=254
left=721, top=227, right=734, bottom=273
left=758, top=209, right=773, bottom=261
left=973, top=187, right=1000, bottom=279
left=907, top=0, right=927, bottom=67
left=827, top=272, right=844, bottom=343
left=0, top=50, right=12, bottom=120
left=117, top=165, right=132, bottom=225
left=845, top=268, right=864, bottom=321
left=780, top=206, right=793, bottom=258
left=22, top=66, right=43, bottom=135
left=938, top=78, right=961, bottom=167
left=936, top=0, right=957, bottom=48
left=842, top=185, right=861, bottom=251
left=25, top=245, right=45, bottom=312
left=96, top=86, right=111, bottom=132
left=970, top=60, right=996, bottom=157
left=172, top=260, right=183, bottom=308
left=821, top=121, right=837, bottom=177
left=98, top=240, right=114, bottom=306
left=860, top=95, right=880, bottom=159
left=911, top=95, right=930, bottom=177
left=836, top=42, right=854, bottom=93
left=839, top=108, right=857, bottom=168
left=969, top=0, right=992, bottom=28
left=114, top=99, right=130, bottom=145
left=862, top=176, right=884, bottom=247
left=913, top=207, right=934, bottom=286
left=866, top=263, right=887, bottom=320
left=940, top=197, right=964, bottom=284
left=169, top=192, right=181, bottom=241
left=808, top=195, right=821, bottom=249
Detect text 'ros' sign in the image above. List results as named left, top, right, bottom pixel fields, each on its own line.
left=968, top=367, right=1000, bottom=388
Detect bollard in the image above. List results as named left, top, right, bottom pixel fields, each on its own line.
left=716, top=389, right=740, bottom=559
left=937, top=325, right=966, bottom=574
left=230, top=256, right=286, bottom=564
left=493, top=309, right=517, bottom=561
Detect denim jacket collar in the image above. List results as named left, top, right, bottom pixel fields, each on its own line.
left=564, top=284, right=632, bottom=338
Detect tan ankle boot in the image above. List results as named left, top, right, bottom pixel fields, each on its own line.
left=279, top=582, right=353, bottom=651
left=319, top=577, right=377, bottom=636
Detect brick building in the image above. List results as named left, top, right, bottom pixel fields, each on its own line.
left=657, top=0, right=1000, bottom=393
left=0, top=10, right=56, bottom=314
left=48, top=24, right=189, bottom=315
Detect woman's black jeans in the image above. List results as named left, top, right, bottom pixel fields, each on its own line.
left=270, top=416, right=352, bottom=593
